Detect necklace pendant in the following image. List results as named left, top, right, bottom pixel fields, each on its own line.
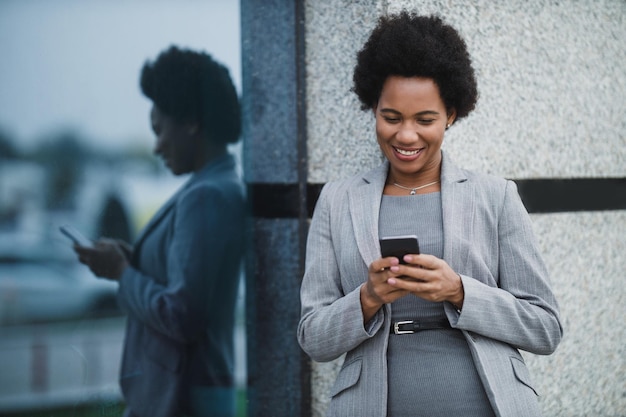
left=410, top=189, right=416, bottom=195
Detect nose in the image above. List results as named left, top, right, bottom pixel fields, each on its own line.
left=153, top=136, right=164, bottom=156
left=395, top=122, right=419, bottom=144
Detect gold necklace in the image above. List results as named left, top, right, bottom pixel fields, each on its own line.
left=391, top=180, right=440, bottom=195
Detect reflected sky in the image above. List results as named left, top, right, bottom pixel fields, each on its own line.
left=0, top=0, right=240, bottom=151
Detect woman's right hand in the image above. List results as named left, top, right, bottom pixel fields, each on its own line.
left=360, top=257, right=409, bottom=323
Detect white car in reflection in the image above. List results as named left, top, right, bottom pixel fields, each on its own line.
left=0, top=238, right=121, bottom=326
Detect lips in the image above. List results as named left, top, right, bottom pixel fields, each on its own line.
left=393, top=146, right=422, bottom=160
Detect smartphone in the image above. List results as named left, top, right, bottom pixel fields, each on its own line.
left=59, top=225, right=94, bottom=248
left=379, top=235, right=420, bottom=264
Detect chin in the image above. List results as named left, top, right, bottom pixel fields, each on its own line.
left=171, top=166, right=193, bottom=176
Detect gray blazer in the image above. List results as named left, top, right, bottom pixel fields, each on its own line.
left=117, top=153, right=245, bottom=417
left=297, top=152, right=562, bottom=417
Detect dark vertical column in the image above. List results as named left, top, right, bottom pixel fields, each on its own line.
left=241, top=1, right=311, bottom=416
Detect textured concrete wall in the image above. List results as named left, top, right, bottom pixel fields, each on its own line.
left=304, top=1, right=626, bottom=416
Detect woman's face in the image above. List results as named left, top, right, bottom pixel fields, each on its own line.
left=150, top=105, right=198, bottom=175
left=375, top=76, right=455, bottom=182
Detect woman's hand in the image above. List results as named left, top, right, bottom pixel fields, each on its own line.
left=361, top=257, right=411, bottom=323
left=115, top=239, right=134, bottom=260
left=386, top=254, right=464, bottom=309
left=74, top=238, right=130, bottom=281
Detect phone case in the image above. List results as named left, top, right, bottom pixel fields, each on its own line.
left=379, top=235, right=420, bottom=264
left=59, top=225, right=93, bottom=248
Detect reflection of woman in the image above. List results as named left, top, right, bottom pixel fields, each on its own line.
left=75, top=46, right=245, bottom=417
left=297, top=13, right=562, bottom=417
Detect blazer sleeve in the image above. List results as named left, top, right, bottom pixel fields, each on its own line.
left=117, top=183, right=239, bottom=343
left=297, top=183, right=385, bottom=362
left=448, top=180, right=563, bottom=355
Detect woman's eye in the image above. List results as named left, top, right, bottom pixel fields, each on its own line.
left=418, top=119, right=435, bottom=124
left=384, top=117, right=400, bottom=123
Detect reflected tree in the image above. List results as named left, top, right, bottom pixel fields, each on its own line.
left=0, top=129, right=19, bottom=160
left=29, top=130, right=87, bottom=210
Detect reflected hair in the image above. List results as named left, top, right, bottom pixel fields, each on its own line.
left=353, top=12, right=478, bottom=120
left=140, top=45, right=241, bottom=144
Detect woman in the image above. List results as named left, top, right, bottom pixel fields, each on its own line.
left=74, top=46, right=245, bottom=417
left=297, top=13, right=562, bottom=417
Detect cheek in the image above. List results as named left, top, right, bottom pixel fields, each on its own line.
left=376, top=127, right=397, bottom=152
left=429, top=129, right=446, bottom=145
left=374, top=120, right=390, bottom=141
left=154, top=134, right=165, bottom=150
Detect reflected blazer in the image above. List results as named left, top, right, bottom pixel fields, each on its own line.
left=117, top=153, right=245, bottom=417
left=297, top=152, right=562, bottom=417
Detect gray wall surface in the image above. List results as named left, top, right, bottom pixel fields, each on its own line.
left=303, top=1, right=625, bottom=416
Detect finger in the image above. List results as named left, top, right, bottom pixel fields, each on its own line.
left=370, top=257, right=400, bottom=273
left=75, top=245, right=97, bottom=255
left=387, top=276, right=427, bottom=291
left=403, top=253, right=441, bottom=270
left=388, top=263, right=429, bottom=282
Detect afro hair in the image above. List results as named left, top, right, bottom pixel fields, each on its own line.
left=140, top=46, right=241, bottom=144
left=353, top=12, right=478, bottom=120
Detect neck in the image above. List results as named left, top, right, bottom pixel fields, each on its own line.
left=389, top=167, right=441, bottom=190
left=193, top=143, right=227, bottom=172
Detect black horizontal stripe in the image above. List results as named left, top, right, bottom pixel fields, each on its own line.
left=248, top=178, right=626, bottom=218
left=514, top=178, right=626, bottom=213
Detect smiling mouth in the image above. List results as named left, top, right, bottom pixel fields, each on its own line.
left=393, top=147, right=421, bottom=156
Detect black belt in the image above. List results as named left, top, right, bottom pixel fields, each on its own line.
left=390, top=319, right=451, bottom=335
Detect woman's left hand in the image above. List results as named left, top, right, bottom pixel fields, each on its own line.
left=387, top=254, right=464, bottom=309
left=74, top=238, right=129, bottom=281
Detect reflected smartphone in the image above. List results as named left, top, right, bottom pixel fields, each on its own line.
left=379, top=235, right=420, bottom=264
left=59, top=225, right=94, bottom=248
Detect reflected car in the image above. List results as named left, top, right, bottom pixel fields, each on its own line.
left=0, top=238, right=121, bottom=326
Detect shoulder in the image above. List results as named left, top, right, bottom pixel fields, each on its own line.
left=321, top=163, right=385, bottom=196
left=443, top=153, right=513, bottom=198
left=320, top=174, right=361, bottom=198
left=463, top=168, right=510, bottom=190
left=316, top=164, right=383, bottom=209
left=178, top=172, right=245, bottom=214
left=442, top=152, right=522, bottom=214
left=457, top=168, right=526, bottom=217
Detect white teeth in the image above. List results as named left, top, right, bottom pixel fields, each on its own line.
left=395, top=147, right=419, bottom=156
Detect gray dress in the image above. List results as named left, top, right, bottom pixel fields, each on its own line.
left=380, top=193, right=495, bottom=417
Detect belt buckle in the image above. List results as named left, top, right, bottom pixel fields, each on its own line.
left=393, top=320, right=415, bottom=335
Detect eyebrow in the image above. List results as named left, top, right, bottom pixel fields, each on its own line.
left=379, top=108, right=441, bottom=116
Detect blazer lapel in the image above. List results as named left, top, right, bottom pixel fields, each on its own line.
left=132, top=184, right=183, bottom=253
left=348, top=163, right=388, bottom=268
left=440, top=152, right=474, bottom=272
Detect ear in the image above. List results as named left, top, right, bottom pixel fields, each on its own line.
left=446, top=108, right=457, bottom=128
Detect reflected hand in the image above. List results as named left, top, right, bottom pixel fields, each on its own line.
left=74, top=238, right=129, bottom=281
left=115, top=239, right=133, bottom=260
left=386, top=254, right=464, bottom=308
